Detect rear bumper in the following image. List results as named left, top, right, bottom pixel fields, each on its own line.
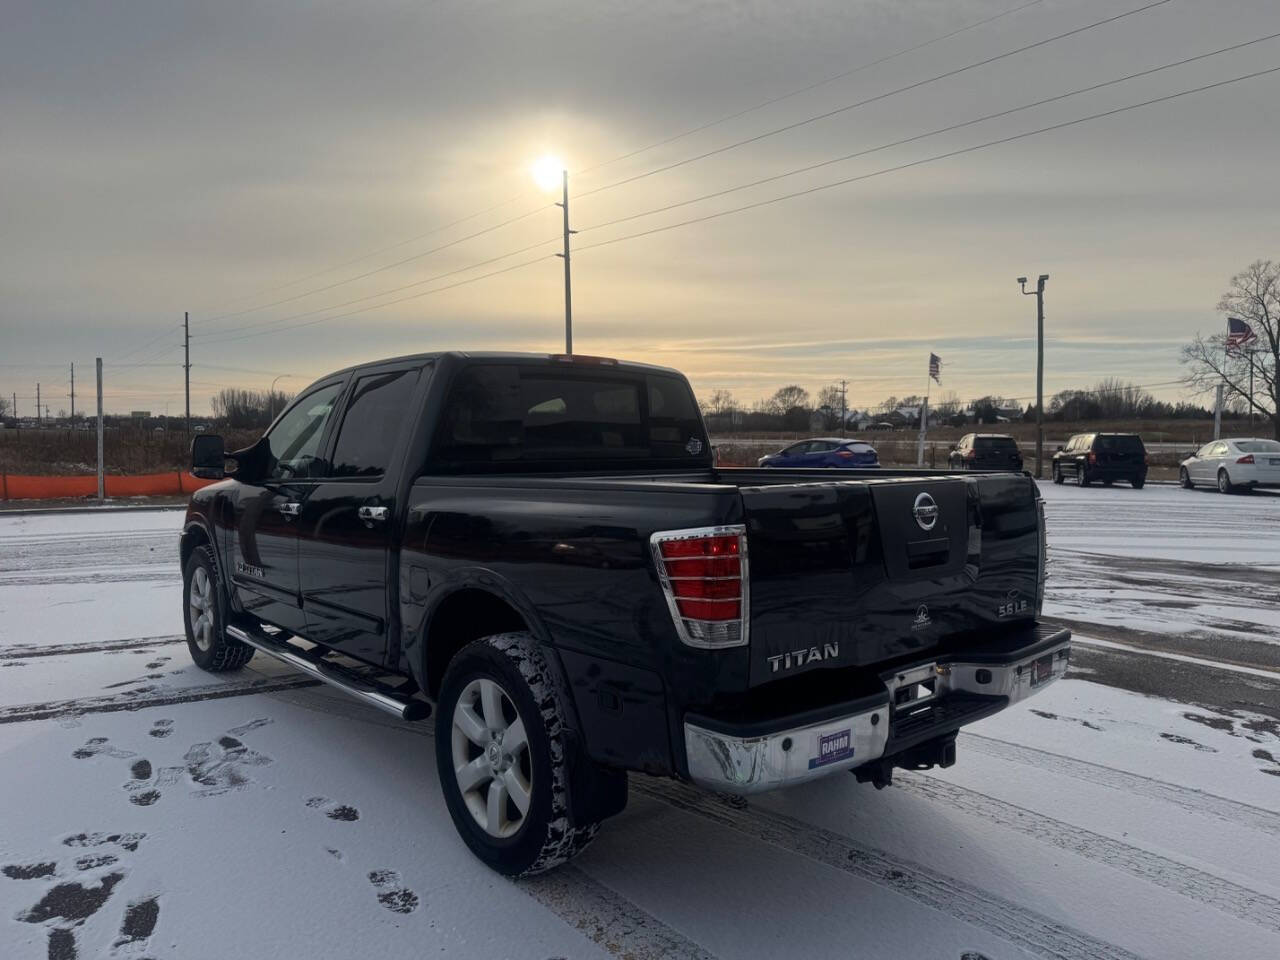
left=683, top=625, right=1070, bottom=794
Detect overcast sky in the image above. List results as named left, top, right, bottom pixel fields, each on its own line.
left=3, top=0, right=1278, bottom=415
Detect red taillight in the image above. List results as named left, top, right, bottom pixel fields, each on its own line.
left=1144, top=455, right=1150, bottom=465
left=549, top=353, right=618, bottom=365
left=1088, top=452, right=1097, bottom=465
left=652, top=526, right=748, bottom=647
left=836, top=449, right=855, bottom=459
left=1237, top=454, right=1255, bottom=464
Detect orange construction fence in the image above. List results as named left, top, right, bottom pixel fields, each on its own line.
left=1, top=471, right=217, bottom=501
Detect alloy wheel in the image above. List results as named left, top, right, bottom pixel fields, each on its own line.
left=188, top=566, right=214, bottom=652
left=451, top=677, right=533, bottom=839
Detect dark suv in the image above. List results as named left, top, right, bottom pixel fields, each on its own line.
left=949, top=434, right=1023, bottom=471
left=1052, top=432, right=1147, bottom=488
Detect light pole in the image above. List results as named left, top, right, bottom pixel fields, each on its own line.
left=1018, top=274, right=1049, bottom=478
left=532, top=155, right=574, bottom=353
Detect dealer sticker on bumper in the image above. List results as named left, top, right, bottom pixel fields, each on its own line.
left=809, top=728, right=854, bottom=769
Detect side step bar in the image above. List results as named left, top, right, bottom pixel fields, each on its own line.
left=227, top=624, right=431, bottom=722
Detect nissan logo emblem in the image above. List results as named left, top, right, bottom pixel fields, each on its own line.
left=912, top=492, right=939, bottom=532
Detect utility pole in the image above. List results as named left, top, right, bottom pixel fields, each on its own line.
left=36, top=383, right=41, bottom=426
left=183, top=311, right=191, bottom=437
left=70, top=362, right=75, bottom=426
left=840, top=379, right=848, bottom=429
left=1018, top=275, right=1049, bottom=478
left=554, top=171, right=576, bottom=354
left=96, top=359, right=104, bottom=502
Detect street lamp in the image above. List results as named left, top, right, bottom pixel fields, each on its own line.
left=1018, top=274, right=1049, bottom=478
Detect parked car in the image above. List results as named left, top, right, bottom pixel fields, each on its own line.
left=1179, top=438, right=1280, bottom=493
left=181, top=351, right=1068, bottom=877
left=757, top=437, right=879, bottom=468
left=1052, top=432, right=1147, bottom=488
left=948, top=433, right=1023, bottom=472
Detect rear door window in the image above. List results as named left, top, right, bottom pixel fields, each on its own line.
left=329, top=368, right=421, bottom=478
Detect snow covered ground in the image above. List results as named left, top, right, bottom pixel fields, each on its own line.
left=2, top=498, right=1278, bottom=960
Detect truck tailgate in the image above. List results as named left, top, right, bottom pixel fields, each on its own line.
left=740, top=474, right=1040, bottom=686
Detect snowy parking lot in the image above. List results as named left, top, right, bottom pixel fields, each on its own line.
left=1, top=484, right=1278, bottom=960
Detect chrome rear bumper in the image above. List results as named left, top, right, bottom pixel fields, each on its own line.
left=684, top=630, right=1070, bottom=794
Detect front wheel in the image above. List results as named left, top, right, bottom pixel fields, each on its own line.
left=183, top=546, right=254, bottom=672
left=1218, top=470, right=1234, bottom=495
left=1077, top=466, right=1090, bottom=487
left=1179, top=467, right=1193, bottom=489
left=436, top=633, right=601, bottom=877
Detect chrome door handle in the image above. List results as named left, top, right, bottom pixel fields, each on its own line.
left=358, top=505, right=388, bottom=522
left=277, top=502, right=301, bottom=518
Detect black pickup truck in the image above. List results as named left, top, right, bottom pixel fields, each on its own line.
left=182, top=351, right=1069, bottom=876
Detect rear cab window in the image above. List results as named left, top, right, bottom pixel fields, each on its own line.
left=975, top=436, right=1017, bottom=452
left=431, top=363, right=710, bottom=472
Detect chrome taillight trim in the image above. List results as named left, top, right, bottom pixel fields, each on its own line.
left=650, top=524, right=749, bottom=650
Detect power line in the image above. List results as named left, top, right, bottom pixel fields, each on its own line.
left=194, top=234, right=560, bottom=343
left=578, top=32, right=1280, bottom=236
left=573, top=0, right=1173, bottom=202
left=193, top=203, right=555, bottom=327
left=188, top=2, right=1046, bottom=325
left=572, top=0, right=1047, bottom=178
left=572, top=65, right=1280, bottom=255
left=195, top=254, right=554, bottom=346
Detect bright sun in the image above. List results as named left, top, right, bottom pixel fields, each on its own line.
left=530, top=154, right=564, bottom=192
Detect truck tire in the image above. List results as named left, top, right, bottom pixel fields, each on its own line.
left=1131, top=476, right=1145, bottom=489
left=1076, top=466, right=1090, bottom=487
left=183, top=545, right=254, bottom=672
left=436, top=632, right=599, bottom=877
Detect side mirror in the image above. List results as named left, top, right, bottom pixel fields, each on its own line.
left=191, top=434, right=226, bottom=480
left=1056, top=445, right=1064, bottom=452
left=949, top=444, right=957, bottom=451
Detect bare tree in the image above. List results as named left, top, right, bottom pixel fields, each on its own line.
left=1181, top=259, right=1279, bottom=438
left=700, top=388, right=736, bottom=416
left=768, top=384, right=810, bottom=414
left=0, top=394, right=10, bottom=419
left=932, top=390, right=961, bottom=417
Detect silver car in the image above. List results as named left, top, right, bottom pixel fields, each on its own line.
left=1179, top=438, right=1280, bottom=493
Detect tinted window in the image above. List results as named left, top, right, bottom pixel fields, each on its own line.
left=975, top=436, right=1017, bottom=451
left=330, top=368, right=421, bottom=478
left=434, top=364, right=708, bottom=470
left=265, top=382, right=344, bottom=480
left=1096, top=435, right=1144, bottom=453
left=1236, top=440, right=1280, bottom=453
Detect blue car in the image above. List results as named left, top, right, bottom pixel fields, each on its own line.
left=757, top=437, right=880, bottom=468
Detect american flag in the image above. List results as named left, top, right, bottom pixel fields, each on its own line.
left=929, top=353, right=942, bottom=384
left=1226, top=317, right=1258, bottom=351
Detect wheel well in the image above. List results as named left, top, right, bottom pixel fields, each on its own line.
left=180, top=524, right=210, bottom=570
left=423, top=589, right=528, bottom=698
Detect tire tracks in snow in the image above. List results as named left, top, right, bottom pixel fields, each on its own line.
left=521, top=865, right=718, bottom=960
left=895, top=770, right=1280, bottom=933
left=0, top=675, right=321, bottom=724
left=965, top=733, right=1280, bottom=838
left=633, top=779, right=1145, bottom=960
left=0, top=635, right=185, bottom=660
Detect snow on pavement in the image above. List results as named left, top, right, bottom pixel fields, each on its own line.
left=2, top=505, right=1279, bottom=959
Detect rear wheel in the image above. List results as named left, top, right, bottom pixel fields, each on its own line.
left=1218, top=469, right=1234, bottom=495
left=1131, top=476, right=1145, bottom=489
left=1179, top=467, right=1193, bottom=489
left=183, top=546, right=254, bottom=672
left=436, top=632, right=601, bottom=877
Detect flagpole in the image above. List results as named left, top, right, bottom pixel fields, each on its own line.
left=917, top=358, right=932, bottom=467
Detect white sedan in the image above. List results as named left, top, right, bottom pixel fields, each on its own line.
left=1179, top=437, right=1280, bottom=493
